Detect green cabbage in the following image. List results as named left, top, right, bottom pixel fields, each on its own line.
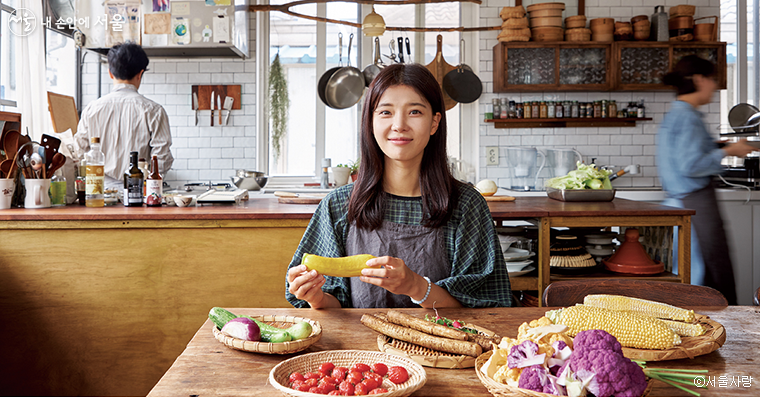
left=545, top=162, right=613, bottom=190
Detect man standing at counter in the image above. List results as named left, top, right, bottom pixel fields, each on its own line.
left=75, top=42, right=173, bottom=190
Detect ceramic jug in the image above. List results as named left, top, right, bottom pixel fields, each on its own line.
left=507, top=147, right=546, bottom=191
left=650, top=5, right=669, bottom=41
left=546, top=148, right=583, bottom=178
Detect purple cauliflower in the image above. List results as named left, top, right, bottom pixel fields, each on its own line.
left=518, top=364, right=564, bottom=395
left=508, top=340, right=547, bottom=369
left=572, top=329, right=623, bottom=354
left=548, top=340, right=573, bottom=375
left=565, top=330, right=647, bottom=397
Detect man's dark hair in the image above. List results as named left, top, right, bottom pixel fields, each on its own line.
left=107, top=41, right=149, bottom=80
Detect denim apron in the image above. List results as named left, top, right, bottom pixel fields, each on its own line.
left=347, top=221, right=451, bottom=308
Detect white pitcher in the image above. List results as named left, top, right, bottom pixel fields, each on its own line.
left=546, top=148, right=584, bottom=177
left=506, top=147, right=546, bottom=191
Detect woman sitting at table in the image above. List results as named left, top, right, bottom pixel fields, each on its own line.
left=286, top=63, right=511, bottom=309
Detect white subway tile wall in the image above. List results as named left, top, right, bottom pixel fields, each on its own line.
left=80, top=3, right=724, bottom=189
left=480, top=0, right=722, bottom=189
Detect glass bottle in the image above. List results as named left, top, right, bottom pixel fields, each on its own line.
left=637, top=99, right=646, bottom=118
left=532, top=101, right=540, bottom=118
left=492, top=98, right=501, bottom=120
left=85, top=137, right=105, bottom=208
left=145, top=155, right=163, bottom=207
left=485, top=103, right=494, bottom=120
left=516, top=103, right=524, bottom=119
left=593, top=101, right=602, bottom=118
left=124, top=151, right=144, bottom=207
left=50, top=168, right=67, bottom=207
left=524, top=102, right=532, bottom=119
left=539, top=101, right=548, bottom=118
left=609, top=100, right=617, bottom=118
left=76, top=157, right=86, bottom=206
left=500, top=98, right=509, bottom=119
left=571, top=101, right=580, bottom=118
left=555, top=101, right=563, bottom=118
left=508, top=100, right=516, bottom=118
left=601, top=100, right=609, bottom=118
left=547, top=101, right=555, bottom=118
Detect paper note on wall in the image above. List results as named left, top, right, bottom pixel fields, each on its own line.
left=153, top=0, right=170, bottom=12
left=213, top=15, right=229, bottom=43
left=172, top=2, right=190, bottom=16
left=144, top=13, right=171, bottom=34
left=172, top=16, right=191, bottom=45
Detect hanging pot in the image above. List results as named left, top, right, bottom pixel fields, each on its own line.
left=318, top=33, right=344, bottom=107
left=362, top=37, right=384, bottom=87
left=324, top=33, right=366, bottom=110
left=442, top=39, right=482, bottom=104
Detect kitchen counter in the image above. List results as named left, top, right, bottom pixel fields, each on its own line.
left=0, top=197, right=693, bottom=396
left=501, top=187, right=760, bottom=202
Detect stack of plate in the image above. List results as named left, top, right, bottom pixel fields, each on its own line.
left=504, top=246, right=535, bottom=277
left=584, top=232, right=617, bottom=262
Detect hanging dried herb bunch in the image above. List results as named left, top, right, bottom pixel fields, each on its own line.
left=269, top=53, right=289, bottom=159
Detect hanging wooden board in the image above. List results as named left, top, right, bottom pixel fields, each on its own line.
left=47, top=92, right=79, bottom=135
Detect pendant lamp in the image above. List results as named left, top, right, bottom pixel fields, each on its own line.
left=362, top=6, right=386, bottom=37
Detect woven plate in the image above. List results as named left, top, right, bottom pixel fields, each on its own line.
left=376, top=323, right=499, bottom=369
left=475, top=350, right=655, bottom=397
left=269, top=350, right=426, bottom=397
left=212, top=315, right=322, bottom=354
left=622, top=314, right=726, bottom=361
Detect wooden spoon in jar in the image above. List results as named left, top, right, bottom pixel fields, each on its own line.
left=47, top=152, right=66, bottom=176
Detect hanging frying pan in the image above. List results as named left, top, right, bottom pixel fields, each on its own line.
left=325, top=33, right=366, bottom=109
left=425, top=35, right=457, bottom=111
left=443, top=39, right=483, bottom=104
left=728, top=103, right=760, bottom=133
left=318, top=33, right=344, bottom=107
left=363, top=37, right=384, bottom=87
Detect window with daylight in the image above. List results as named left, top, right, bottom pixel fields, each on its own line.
left=263, top=1, right=462, bottom=181
left=1, top=0, right=18, bottom=109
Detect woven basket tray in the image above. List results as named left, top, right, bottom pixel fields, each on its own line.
left=212, top=315, right=322, bottom=354
left=376, top=323, right=500, bottom=369
left=475, top=350, right=655, bottom=397
left=269, top=350, right=426, bottom=397
left=622, top=314, right=726, bottom=361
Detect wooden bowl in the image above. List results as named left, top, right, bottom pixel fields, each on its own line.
left=592, top=32, right=614, bottom=42
left=565, top=15, right=587, bottom=29
left=694, top=22, right=716, bottom=41
left=532, top=26, right=564, bottom=41
left=633, top=20, right=651, bottom=31
left=631, top=15, right=649, bottom=24
left=590, top=18, right=615, bottom=34
left=526, top=2, right=566, bottom=13
left=669, top=16, right=694, bottom=30
left=670, top=4, right=696, bottom=17
left=634, top=29, right=651, bottom=41
left=529, top=8, right=564, bottom=18
left=531, top=16, right=563, bottom=28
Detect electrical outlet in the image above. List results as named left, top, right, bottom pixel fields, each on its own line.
left=486, top=147, right=499, bottom=165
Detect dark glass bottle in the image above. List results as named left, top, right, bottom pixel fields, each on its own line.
left=123, top=151, right=144, bottom=207
left=145, top=155, right=163, bottom=207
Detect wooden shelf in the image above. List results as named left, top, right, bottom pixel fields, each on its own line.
left=485, top=117, right=652, bottom=128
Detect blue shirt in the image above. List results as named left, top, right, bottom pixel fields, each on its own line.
left=656, top=100, right=725, bottom=200
left=285, top=182, right=512, bottom=308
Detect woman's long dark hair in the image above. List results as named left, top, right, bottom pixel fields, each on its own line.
left=347, top=63, right=457, bottom=230
left=663, top=55, right=717, bottom=96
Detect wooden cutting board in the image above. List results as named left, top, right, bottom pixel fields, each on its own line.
left=484, top=195, right=516, bottom=202
left=425, top=34, right=457, bottom=111
left=274, top=191, right=326, bottom=205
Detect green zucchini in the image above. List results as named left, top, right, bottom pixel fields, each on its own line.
left=243, top=316, right=292, bottom=343
left=209, top=307, right=238, bottom=329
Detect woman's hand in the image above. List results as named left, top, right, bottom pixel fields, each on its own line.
left=288, top=265, right=328, bottom=306
left=360, top=256, right=427, bottom=299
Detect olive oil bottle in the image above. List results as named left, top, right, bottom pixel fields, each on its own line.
left=123, top=151, right=144, bottom=207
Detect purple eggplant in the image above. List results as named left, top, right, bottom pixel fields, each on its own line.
left=221, top=317, right=261, bottom=341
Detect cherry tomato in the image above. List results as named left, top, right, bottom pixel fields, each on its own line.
left=371, top=363, right=388, bottom=376
left=346, top=370, right=363, bottom=385
left=387, top=366, right=409, bottom=384
left=354, top=382, right=371, bottom=396
left=319, top=362, right=335, bottom=377
left=338, top=380, right=355, bottom=396
left=305, top=371, right=322, bottom=380
left=351, top=363, right=371, bottom=373
left=332, top=366, right=349, bottom=382
left=289, top=372, right=305, bottom=384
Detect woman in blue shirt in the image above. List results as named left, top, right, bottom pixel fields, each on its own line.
left=285, top=64, right=511, bottom=309
left=657, top=55, right=756, bottom=304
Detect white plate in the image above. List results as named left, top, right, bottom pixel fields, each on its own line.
left=503, top=247, right=536, bottom=261
left=505, top=260, right=534, bottom=272
left=508, top=266, right=536, bottom=277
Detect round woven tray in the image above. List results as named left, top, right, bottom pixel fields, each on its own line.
left=269, top=350, right=426, bottom=397
left=475, top=350, right=655, bottom=397
left=622, top=314, right=726, bottom=361
left=376, top=323, right=499, bottom=369
left=212, top=315, right=322, bottom=354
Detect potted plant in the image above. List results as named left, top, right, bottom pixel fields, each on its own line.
left=348, top=158, right=360, bottom=182
left=331, top=164, right=352, bottom=187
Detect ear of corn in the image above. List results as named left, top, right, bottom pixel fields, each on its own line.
left=660, top=319, right=706, bottom=337
left=583, top=294, right=695, bottom=322
left=546, top=304, right=681, bottom=350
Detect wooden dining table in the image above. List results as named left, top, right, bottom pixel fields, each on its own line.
left=147, top=307, right=758, bottom=397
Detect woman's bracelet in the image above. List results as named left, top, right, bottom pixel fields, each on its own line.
left=411, top=276, right=432, bottom=305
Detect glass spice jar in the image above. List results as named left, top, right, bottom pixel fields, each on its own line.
left=500, top=98, right=509, bottom=119
left=524, top=102, right=532, bottom=119
left=571, top=101, right=579, bottom=118
left=609, top=100, right=617, bottom=118
left=555, top=102, right=564, bottom=118
left=547, top=101, right=555, bottom=118
left=539, top=101, right=548, bottom=118
left=492, top=98, right=501, bottom=120
left=516, top=103, right=524, bottom=119
left=601, top=100, right=609, bottom=118
left=593, top=101, right=602, bottom=118
left=532, top=101, right=540, bottom=119
left=508, top=100, right=517, bottom=118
